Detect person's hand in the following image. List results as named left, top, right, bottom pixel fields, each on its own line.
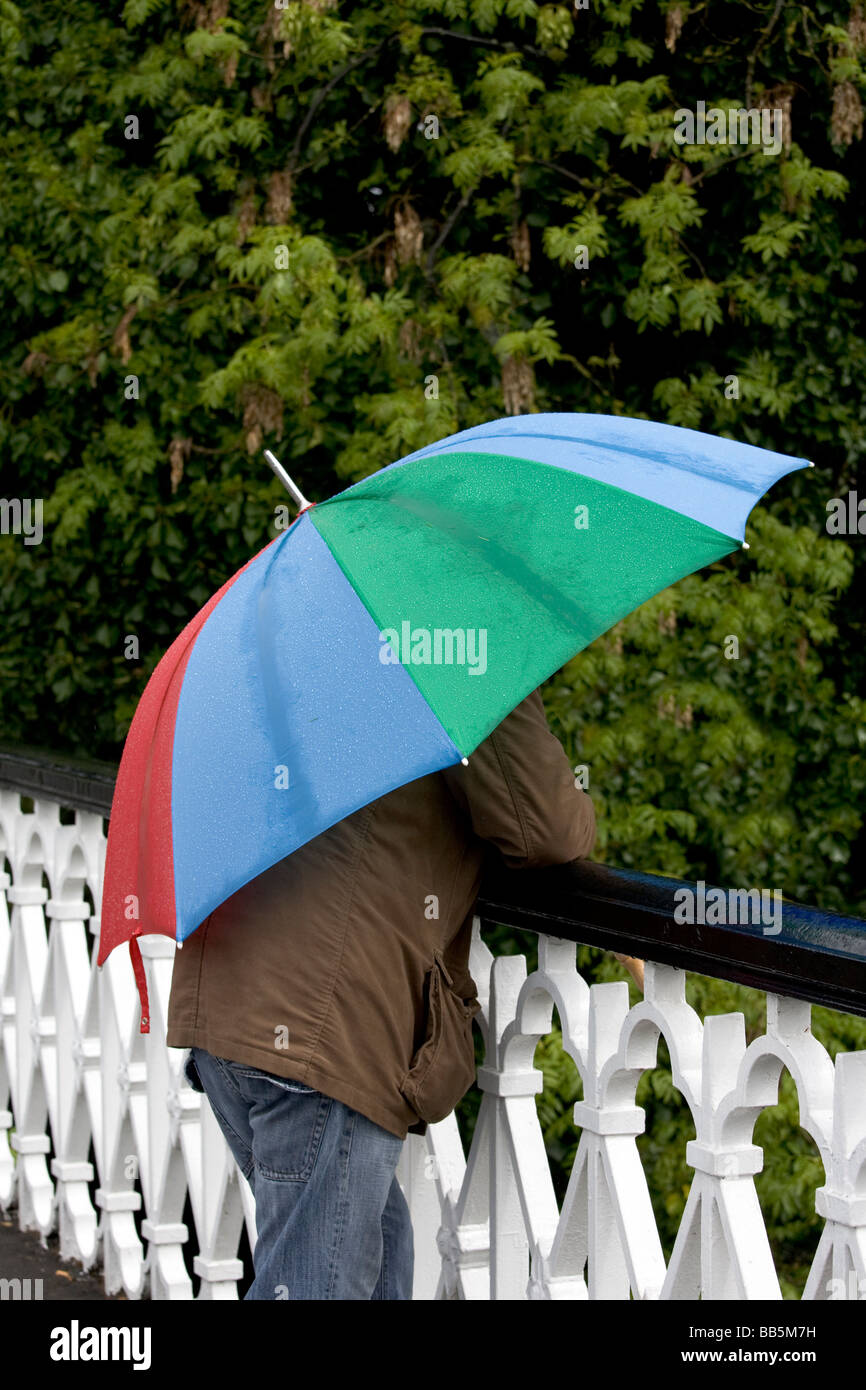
left=613, top=952, right=645, bottom=992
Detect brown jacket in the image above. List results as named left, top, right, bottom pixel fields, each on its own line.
left=166, top=688, right=595, bottom=1139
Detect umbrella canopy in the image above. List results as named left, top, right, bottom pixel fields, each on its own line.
left=98, top=412, right=810, bottom=1029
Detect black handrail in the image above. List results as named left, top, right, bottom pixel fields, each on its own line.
left=478, top=858, right=866, bottom=1021
left=0, top=744, right=116, bottom=817
left=2, top=746, right=866, bottom=1019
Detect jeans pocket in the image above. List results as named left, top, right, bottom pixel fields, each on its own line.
left=220, top=1060, right=331, bottom=1181
left=398, top=951, right=480, bottom=1126
left=227, top=1064, right=317, bottom=1095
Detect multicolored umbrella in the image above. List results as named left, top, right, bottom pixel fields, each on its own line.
left=98, top=413, right=810, bottom=1029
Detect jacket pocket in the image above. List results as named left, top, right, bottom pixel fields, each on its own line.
left=399, top=949, right=481, bottom=1125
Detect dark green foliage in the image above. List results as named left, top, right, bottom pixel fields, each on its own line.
left=2, top=0, right=866, bottom=1296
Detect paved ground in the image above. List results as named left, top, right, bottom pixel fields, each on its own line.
left=0, top=1215, right=127, bottom=1300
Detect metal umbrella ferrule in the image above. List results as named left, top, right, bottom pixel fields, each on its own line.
left=264, top=449, right=311, bottom=513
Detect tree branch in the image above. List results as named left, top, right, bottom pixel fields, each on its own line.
left=534, top=159, right=604, bottom=193
left=686, top=147, right=759, bottom=187
left=425, top=188, right=474, bottom=274
left=336, top=229, right=393, bottom=265
left=746, top=0, right=785, bottom=108
left=418, top=25, right=549, bottom=61
left=289, top=36, right=396, bottom=171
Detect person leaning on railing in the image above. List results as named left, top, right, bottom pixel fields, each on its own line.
left=166, top=687, right=596, bottom=1301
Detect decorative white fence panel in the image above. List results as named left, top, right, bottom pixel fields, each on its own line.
left=2, top=787, right=866, bottom=1300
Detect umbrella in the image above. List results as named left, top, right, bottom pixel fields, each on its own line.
left=97, top=413, right=810, bottom=1030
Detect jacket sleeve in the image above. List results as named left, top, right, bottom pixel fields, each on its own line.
left=441, top=688, right=596, bottom=868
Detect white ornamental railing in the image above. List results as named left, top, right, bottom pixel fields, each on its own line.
left=2, top=761, right=866, bottom=1300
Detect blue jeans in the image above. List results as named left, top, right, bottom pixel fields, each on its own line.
left=184, top=1047, right=414, bottom=1300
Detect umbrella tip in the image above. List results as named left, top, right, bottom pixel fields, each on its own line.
left=461, top=757, right=469, bottom=766
left=263, top=449, right=311, bottom=511
left=808, top=460, right=815, bottom=467
left=742, top=541, right=750, bottom=550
